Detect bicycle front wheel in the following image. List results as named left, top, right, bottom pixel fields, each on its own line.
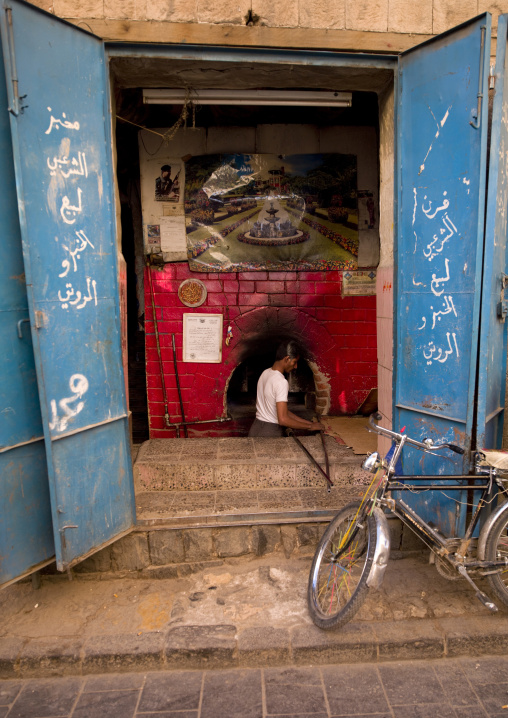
left=484, top=503, right=508, bottom=608
left=307, top=500, right=378, bottom=629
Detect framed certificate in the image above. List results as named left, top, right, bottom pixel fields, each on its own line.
left=183, top=313, right=223, bottom=363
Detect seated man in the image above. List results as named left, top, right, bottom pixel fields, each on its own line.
left=248, top=340, right=325, bottom=437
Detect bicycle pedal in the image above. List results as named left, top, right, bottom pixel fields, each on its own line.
left=475, top=591, right=498, bottom=612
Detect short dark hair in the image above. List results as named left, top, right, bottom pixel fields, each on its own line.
left=161, top=164, right=171, bottom=172
left=275, top=340, right=301, bottom=361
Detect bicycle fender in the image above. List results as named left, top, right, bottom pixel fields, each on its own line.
left=366, top=507, right=391, bottom=590
left=477, top=500, right=508, bottom=560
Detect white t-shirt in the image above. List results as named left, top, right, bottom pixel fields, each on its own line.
left=255, top=368, right=289, bottom=424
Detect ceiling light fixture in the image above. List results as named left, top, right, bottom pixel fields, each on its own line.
left=142, top=88, right=352, bottom=107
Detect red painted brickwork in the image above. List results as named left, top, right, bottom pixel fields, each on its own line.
left=144, top=263, right=377, bottom=438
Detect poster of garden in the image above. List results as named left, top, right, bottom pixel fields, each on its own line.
left=184, top=153, right=359, bottom=272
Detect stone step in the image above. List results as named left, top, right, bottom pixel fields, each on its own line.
left=134, top=435, right=365, bottom=493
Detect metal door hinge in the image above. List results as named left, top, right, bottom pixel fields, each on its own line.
left=490, top=62, right=496, bottom=89
left=498, top=273, right=508, bottom=322
left=34, top=310, right=47, bottom=329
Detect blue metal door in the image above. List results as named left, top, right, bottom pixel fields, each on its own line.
left=0, top=0, right=135, bottom=570
left=0, top=42, right=54, bottom=587
left=394, top=16, right=491, bottom=535
left=476, top=15, right=508, bottom=451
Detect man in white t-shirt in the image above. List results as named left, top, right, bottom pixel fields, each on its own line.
left=248, top=340, right=325, bottom=437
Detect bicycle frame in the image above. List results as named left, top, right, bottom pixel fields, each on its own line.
left=365, top=415, right=508, bottom=576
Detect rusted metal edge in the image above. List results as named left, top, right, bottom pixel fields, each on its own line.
left=0, top=435, right=44, bottom=453
left=50, top=414, right=128, bottom=441
left=134, top=509, right=339, bottom=530
left=0, top=557, right=54, bottom=591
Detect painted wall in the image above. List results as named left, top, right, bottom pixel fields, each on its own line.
left=145, top=262, right=377, bottom=437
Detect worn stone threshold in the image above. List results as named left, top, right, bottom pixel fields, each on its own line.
left=133, top=436, right=367, bottom=527
left=135, top=507, right=338, bottom=530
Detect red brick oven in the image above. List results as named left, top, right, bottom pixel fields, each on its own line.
left=145, top=263, right=377, bottom=437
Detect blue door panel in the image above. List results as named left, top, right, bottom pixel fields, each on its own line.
left=0, top=0, right=135, bottom=570
left=0, top=446, right=54, bottom=585
left=395, top=16, right=491, bottom=536
left=51, top=423, right=133, bottom=559
left=0, top=34, right=54, bottom=586
left=476, top=14, right=508, bottom=451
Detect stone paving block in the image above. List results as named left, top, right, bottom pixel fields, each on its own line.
left=214, top=464, right=257, bottom=490
left=138, top=464, right=216, bottom=491
left=251, top=525, right=281, bottom=556
left=432, top=0, right=478, bottom=34
left=296, top=523, right=321, bottom=549
left=53, top=0, right=105, bottom=18
left=252, top=438, right=299, bottom=459
left=346, top=0, right=388, bottom=31
left=321, top=663, right=390, bottom=716
left=256, top=464, right=295, bottom=488
left=237, top=627, right=290, bottom=666
left=200, top=669, right=263, bottom=717
left=165, top=625, right=237, bottom=669
left=291, top=622, right=377, bottom=664
left=294, top=463, right=325, bottom=487
left=149, top=529, right=185, bottom=565
left=18, top=638, right=83, bottom=677
left=83, top=672, right=145, bottom=691
left=83, top=633, right=164, bottom=673
left=213, top=527, right=251, bottom=557
left=214, top=490, right=259, bottom=513
left=0, top=678, right=23, bottom=704
left=265, top=679, right=327, bottom=715
left=388, top=0, right=432, bottom=33
left=72, top=545, right=113, bottom=574
left=172, top=492, right=216, bottom=515
left=183, top=528, right=214, bottom=561
left=5, top=676, right=82, bottom=717
left=280, top=525, right=297, bottom=558
left=111, top=532, right=150, bottom=571
left=139, top=564, right=180, bottom=579
left=377, top=659, right=447, bottom=705
left=146, top=0, right=198, bottom=22
left=373, top=620, right=445, bottom=661
left=138, top=439, right=185, bottom=459
left=137, top=671, right=203, bottom=713
left=440, top=615, right=508, bottom=657
left=258, top=489, right=303, bottom=510
left=72, top=688, right=140, bottom=717
left=0, top=637, right=24, bottom=678
left=177, top=560, right=224, bottom=577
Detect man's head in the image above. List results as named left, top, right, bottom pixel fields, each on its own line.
left=160, top=164, right=171, bottom=179
left=275, top=340, right=301, bottom=372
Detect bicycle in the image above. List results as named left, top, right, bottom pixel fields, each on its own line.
left=307, top=412, right=508, bottom=629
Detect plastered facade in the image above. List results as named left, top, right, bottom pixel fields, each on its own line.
left=25, top=0, right=508, bottom=43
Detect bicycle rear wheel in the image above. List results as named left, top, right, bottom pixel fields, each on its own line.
left=307, top=500, right=377, bottom=629
left=484, top=503, right=508, bottom=608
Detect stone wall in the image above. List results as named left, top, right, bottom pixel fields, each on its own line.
left=71, top=518, right=421, bottom=578
left=25, top=0, right=508, bottom=54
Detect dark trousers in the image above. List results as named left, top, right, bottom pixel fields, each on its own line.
left=248, top=418, right=284, bottom=437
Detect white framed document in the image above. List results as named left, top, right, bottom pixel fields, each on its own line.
left=183, top=313, right=223, bottom=363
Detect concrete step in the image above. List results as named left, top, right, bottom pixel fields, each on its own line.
left=134, top=435, right=367, bottom=524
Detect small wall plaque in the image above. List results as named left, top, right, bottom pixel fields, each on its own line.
left=342, top=270, right=377, bottom=296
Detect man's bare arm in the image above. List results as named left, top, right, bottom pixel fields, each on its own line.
left=276, top=402, right=324, bottom=431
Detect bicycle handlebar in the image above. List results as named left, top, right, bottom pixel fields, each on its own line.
left=368, top=413, right=465, bottom=455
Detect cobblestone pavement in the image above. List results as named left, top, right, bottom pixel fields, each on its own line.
left=2, top=655, right=508, bottom=718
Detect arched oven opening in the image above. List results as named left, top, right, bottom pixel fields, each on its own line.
left=226, top=331, right=317, bottom=431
